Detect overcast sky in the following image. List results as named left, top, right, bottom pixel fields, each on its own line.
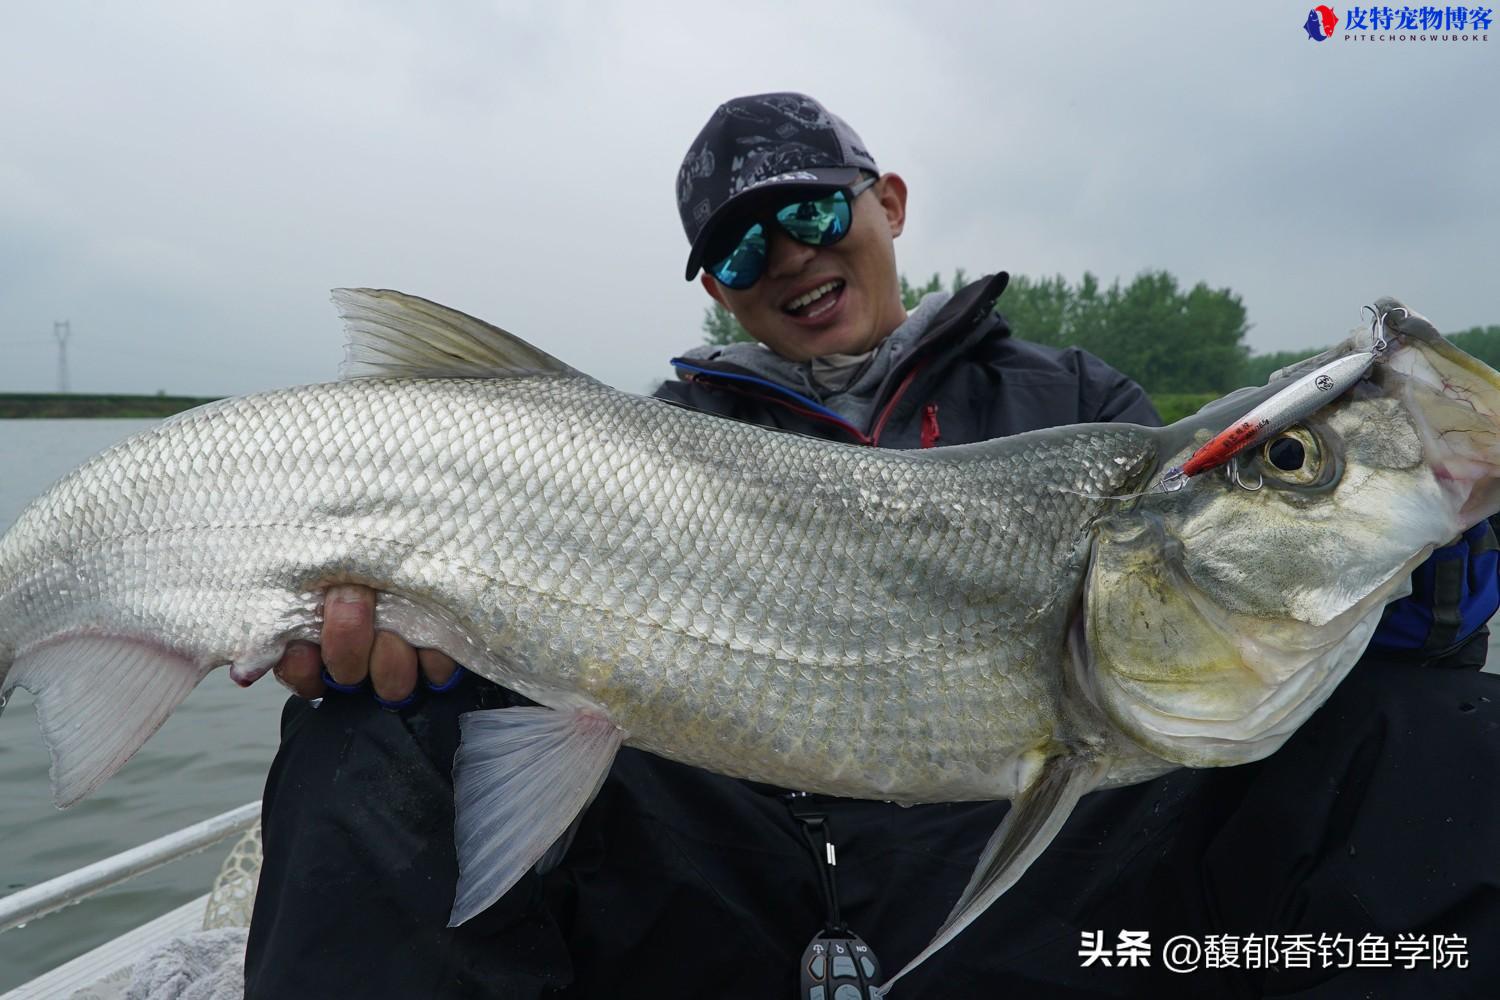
left=1, top=2, right=1495, bottom=397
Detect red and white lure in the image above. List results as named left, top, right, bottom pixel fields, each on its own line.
left=1093, top=307, right=1400, bottom=502
left=1157, top=348, right=1379, bottom=492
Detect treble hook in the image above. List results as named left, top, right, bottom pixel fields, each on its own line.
left=1226, top=454, right=1263, bottom=492
left=1363, top=303, right=1409, bottom=354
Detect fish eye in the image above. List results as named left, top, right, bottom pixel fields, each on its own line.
left=1260, top=427, right=1323, bottom=485
left=1266, top=436, right=1305, bottom=471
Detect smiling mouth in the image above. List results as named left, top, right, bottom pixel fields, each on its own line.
left=783, top=280, right=845, bottom=318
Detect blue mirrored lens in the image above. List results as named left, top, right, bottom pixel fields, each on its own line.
left=710, top=222, right=766, bottom=289
left=776, top=190, right=851, bottom=247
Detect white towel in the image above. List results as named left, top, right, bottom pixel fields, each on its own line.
left=123, top=927, right=246, bottom=1000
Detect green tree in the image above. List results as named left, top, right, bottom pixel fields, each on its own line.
left=1449, top=325, right=1500, bottom=369
left=1001, top=270, right=1250, bottom=394
left=899, top=269, right=967, bottom=310
left=899, top=272, right=942, bottom=310
left=701, top=301, right=751, bottom=346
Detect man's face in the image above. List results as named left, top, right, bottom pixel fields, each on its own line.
left=700, top=173, right=909, bottom=361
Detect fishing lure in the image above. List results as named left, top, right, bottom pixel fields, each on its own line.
left=1158, top=348, right=1379, bottom=491
left=1065, top=306, right=1400, bottom=503
left=1175, top=307, right=1403, bottom=492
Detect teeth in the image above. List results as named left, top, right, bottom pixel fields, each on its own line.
left=787, top=281, right=840, bottom=312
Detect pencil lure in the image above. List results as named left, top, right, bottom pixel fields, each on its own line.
left=1068, top=348, right=1382, bottom=504
left=1153, top=349, right=1381, bottom=493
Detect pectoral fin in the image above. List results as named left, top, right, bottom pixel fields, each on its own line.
left=875, top=751, right=1104, bottom=996
left=449, top=705, right=623, bottom=926
left=2, top=635, right=207, bottom=807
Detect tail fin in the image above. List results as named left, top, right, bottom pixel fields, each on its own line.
left=1, top=635, right=206, bottom=807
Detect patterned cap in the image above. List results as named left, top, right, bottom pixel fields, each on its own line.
left=677, top=92, right=878, bottom=280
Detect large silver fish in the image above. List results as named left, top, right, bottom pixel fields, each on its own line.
left=3, top=292, right=1499, bottom=992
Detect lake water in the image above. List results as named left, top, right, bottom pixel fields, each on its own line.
left=1, top=419, right=1497, bottom=992
left=0, top=420, right=285, bottom=992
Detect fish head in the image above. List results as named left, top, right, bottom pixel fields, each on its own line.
left=1076, top=300, right=1500, bottom=768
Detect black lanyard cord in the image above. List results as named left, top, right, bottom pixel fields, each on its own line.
left=785, top=794, right=885, bottom=998
left=791, top=806, right=845, bottom=933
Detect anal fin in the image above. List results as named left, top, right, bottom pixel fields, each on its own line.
left=2, top=635, right=206, bottom=807
left=449, top=705, right=623, bottom=926
left=876, top=751, right=1105, bottom=996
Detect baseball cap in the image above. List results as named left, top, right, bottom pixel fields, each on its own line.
left=677, top=92, right=878, bottom=281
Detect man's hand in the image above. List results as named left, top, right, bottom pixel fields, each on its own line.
left=272, top=584, right=459, bottom=702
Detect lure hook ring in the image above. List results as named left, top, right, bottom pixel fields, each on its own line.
left=1226, top=455, right=1264, bottom=492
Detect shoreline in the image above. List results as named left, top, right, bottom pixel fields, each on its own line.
left=0, top=394, right=221, bottom=419
left=2, top=392, right=1220, bottom=423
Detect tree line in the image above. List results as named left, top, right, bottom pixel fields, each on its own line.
left=702, top=269, right=1499, bottom=408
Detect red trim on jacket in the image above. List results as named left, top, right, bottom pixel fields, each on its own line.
left=920, top=403, right=941, bottom=449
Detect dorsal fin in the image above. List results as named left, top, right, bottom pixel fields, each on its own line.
left=331, top=288, right=577, bottom=379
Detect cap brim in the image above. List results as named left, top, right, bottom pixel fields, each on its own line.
left=682, top=166, right=866, bottom=281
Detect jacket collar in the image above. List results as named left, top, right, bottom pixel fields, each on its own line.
left=880, top=270, right=1010, bottom=388
left=922, top=270, right=1011, bottom=348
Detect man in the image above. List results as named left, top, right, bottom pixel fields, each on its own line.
left=247, top=93, right=1500, bottom=998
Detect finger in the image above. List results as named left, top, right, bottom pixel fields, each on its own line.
left=273, top=641, right=327, bottom=700
left=370, top=631, right=419, bottom=704
left=323, top=584, right=376, bottom=687
left=418, top=649, right=459, bottom=689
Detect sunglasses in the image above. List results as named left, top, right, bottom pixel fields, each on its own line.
left=707, top=176, right=879, bottom=290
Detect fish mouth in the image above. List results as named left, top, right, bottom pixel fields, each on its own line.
left=1381, top=303, right=1500, bottom=529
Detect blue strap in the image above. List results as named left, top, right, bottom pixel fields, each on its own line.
left=319, top=667, right=366, bottom=694
left=319, top=666, right=467, bottom=702
left=1369, top=520, right=1500, bottom=654
left=669, top=359, right=856, bottom=428
left=425, top=665, right=466, bottom=693
left=374, top=690, right=418, bottom=712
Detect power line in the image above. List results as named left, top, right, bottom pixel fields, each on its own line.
left=53, top=321, right=71, bottom=393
